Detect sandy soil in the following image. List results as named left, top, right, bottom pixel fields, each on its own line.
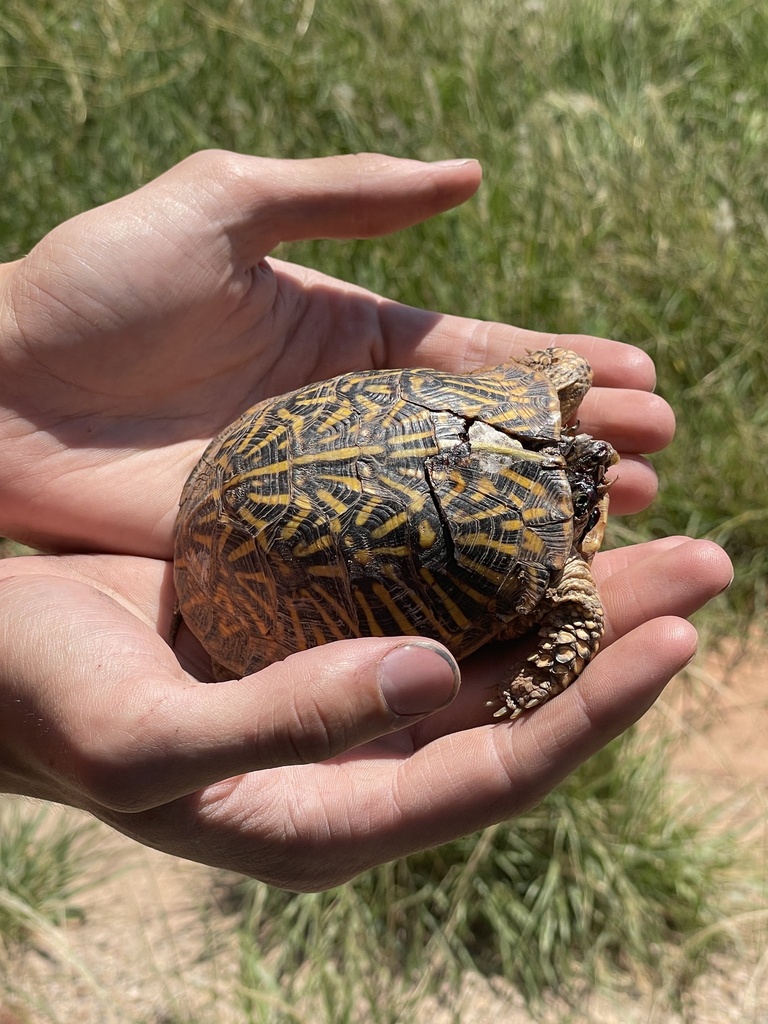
left=2, top=640, right=767, bottom=1024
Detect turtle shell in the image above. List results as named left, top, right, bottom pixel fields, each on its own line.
left=173, top=350, right=611, bottom=680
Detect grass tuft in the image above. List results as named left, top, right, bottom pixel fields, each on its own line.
left=226, top=731, right=739, bottom=1017
left=0, top=799, right=103, bottom=947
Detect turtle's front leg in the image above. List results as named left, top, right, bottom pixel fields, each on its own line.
left=492, top=556, right=605, bottom=719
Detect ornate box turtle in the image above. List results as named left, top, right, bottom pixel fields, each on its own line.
left=173, top=348, right=618, bottom=717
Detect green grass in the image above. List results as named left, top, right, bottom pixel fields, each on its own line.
left=0, top=799, right=102, bottom=947
left=1, top=0, right=766, bottom=1014
left=1, top=0, right=765, bottom=617
left=226, top=731, right=740, bottom=1021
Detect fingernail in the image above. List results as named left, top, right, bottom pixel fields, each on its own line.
left=431, top=158, right=477, bottom=168
left=378, top=642, right=461, bottom=717
left=719, top=573, right=735, bottom=594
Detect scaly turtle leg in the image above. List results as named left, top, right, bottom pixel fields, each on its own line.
left=492, top=555, right=605, bottom=719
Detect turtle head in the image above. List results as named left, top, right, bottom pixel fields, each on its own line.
left=564, top=435, right=619, bottom=559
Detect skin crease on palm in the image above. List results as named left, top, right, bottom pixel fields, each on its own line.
left=0, top=151, right=734, bottom=891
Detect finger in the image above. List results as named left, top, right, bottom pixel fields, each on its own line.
left=359, top=615, right=696, bottom=875
left=383, top=616, right=698, bottom=857
left=0, top=570, right=460, bottom=811
left=376, top=307, right=671, bottom=461
left=136, top=638, right=460, bottom=811
left=234, top=614, right=700, bottom=886
left=267, top=261, right=668, bottom=458
left=597, top=538, right=733, bottom=646
left=170, top=150, right=483, bottom=253
left=373, top=302, right=658, bottom=392
left=268, top=267, right=670, bottom=462
left=577, top=388, right=674, bottom=454
left=267, top=259, right=656, bottom=392
left=592, top=535, right=698, bottom=577
left=547, top=334, right=657, bottom=391
left=414, top=538, right=731, bottom=743
left=600, top=455, right=658, bottom=516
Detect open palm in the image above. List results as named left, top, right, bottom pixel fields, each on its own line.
left=0, top=151, right=669, bottom=558
left=0, top=536, right=731, bottom=891
left=0, top=151, right=729, bottom=890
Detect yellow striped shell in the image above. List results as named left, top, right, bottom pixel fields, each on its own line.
left=173, top=348, right=617, bottom=710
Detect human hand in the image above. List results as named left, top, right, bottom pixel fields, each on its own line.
left=0, top=150, right=669, bottom=557
left=0, top=538, right=731, bottom=890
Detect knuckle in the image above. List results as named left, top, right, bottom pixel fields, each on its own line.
left=178, top=147, right=232, bottom=175
left=176, top=148, right=254, bottom=195
left=258, top=647, right=384, bottom=766
left=261, top=693, right=347, bottom=766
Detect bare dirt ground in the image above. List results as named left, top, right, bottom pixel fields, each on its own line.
left=2, top=640, right=767, bottom=1024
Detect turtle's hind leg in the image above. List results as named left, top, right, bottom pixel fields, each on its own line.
left=493, top=557, right=605, bottom=719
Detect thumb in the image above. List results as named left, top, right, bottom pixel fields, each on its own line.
left=0, top=562, right=459, bottom=813
left=73, top=630, right=461, bottom=813
left=163, top=149, right=482, bottom=254
left=154, top=638, right=461, bottom=801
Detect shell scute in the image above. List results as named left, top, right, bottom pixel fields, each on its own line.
left=174, top=349, right=618, bottom=715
